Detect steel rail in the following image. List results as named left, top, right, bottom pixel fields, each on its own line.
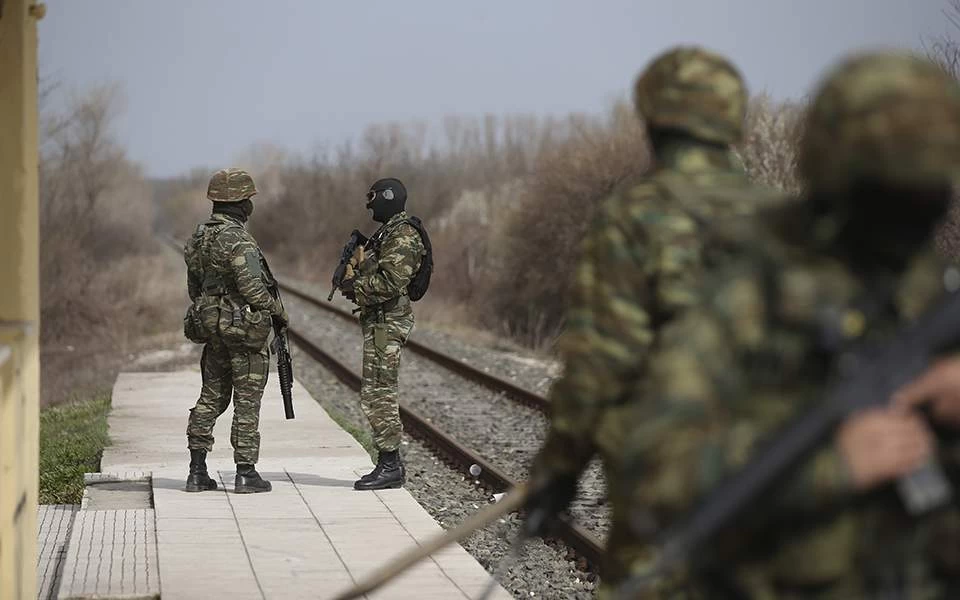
left=278, top=281, right=551, bottom=413
left=286, top=326, right=604, bottom=569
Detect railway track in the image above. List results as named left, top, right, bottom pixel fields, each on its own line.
left=278, top=282, right=551, bottom=413
left=286, top=328, right=603, bottom=567
left=163, top=236, right=604, bottom=570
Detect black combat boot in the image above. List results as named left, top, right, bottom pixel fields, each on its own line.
left=354, top=450, right=405, bottom=490
left=234, top=464, right=272, bottom=493
left=185, top=449, right=218, bottom=492
left=357, top=452, right=386, bottom=484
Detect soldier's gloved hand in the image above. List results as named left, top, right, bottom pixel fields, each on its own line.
left=522, top=473, right=578, bottom=538
left=274, top=307, right=289, bottom=328
left=340, top=278, right=357, bottom=303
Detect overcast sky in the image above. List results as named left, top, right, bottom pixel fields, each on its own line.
left=40, top=1, right=950, bottom=178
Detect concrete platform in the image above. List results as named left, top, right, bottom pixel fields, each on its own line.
left=97, top=371, right=511, bottom=600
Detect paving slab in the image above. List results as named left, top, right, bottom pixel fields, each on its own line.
left=56, top=507, right=160, bottom=599
left=36, top=505, right=79, bottom=600
left=100, top=371, right=511, bottom=599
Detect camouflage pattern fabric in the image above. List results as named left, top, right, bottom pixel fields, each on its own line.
left=634, top=46, right=748, bottom=145
left=360, top=303, right=414, bottom=451
left=530, top=140, right=782, bottom=595
left=185, top=213, right=284, bottom=320
left=353, top=211, right=424, bottom=451
left=799, top=53, right=960, bottom=193
left=610, top=51, right=960, bottom=599
left=206, top=167, right=258, bottom=202
left=184, top=212, right=283, bottom=465
left=629, top=221, right=960, bottom=599
left=353, top=211, right=425, bottom=307
left=524, top=46, right=783, bottom=596
left=187, top=338, right=269, bottom=464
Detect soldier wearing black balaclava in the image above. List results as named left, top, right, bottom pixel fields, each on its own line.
left=340, top=178, right=425, bottom=490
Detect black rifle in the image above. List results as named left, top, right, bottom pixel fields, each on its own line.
left=615, top=289, right=960, bottom=599
left=259, top=252, right=295, bottom=420
left=328, top=229, right=368, bottom=301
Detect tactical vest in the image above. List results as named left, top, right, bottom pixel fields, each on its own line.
left=367, top=216, right=432, bottom=302
left=194, top=218, right=240, bottom=300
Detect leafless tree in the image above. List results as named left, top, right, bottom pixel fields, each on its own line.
left=926, top=0, right=960, bottom=78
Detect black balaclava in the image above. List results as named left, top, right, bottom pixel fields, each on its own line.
left=366, top=178, right=407, bottom=224
left=825, top=180, right=952, bottom=271
left=212, top=198, right=254, bottom=223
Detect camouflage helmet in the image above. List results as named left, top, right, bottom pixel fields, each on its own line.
left=799, top=51, right=960, bottom=192
left=633, top=46, right=748, bottom=145
left=206, top=168, right=258, bottom=202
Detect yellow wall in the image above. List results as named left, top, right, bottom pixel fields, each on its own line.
left=0, top=1, right=42, bottom=599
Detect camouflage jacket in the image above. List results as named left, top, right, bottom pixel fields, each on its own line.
left=532, top=140, right=784, bottom=482
left=184, top=213, right=282, bottom=316
left=354, top=211, right=425, bottom=308
left=628, top=203, right=960, bottom=598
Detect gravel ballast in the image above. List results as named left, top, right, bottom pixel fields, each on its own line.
left=285, top=293, right=610, bottom=598
left=286, top=294, right=611, bottom=537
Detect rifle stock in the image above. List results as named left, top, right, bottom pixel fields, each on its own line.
left=615, top=289, right=960, bottom=599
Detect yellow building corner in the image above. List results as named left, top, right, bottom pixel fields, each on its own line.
left=0, top=1, right=43, bottom=599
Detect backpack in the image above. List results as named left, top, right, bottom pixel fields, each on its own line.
left=404, top=216, right=433, bottom=301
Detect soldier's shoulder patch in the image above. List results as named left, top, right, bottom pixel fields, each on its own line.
left=244, top=250, right=263, bottom=277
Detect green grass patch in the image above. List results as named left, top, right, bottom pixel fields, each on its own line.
left=323, top=405, right=377, bottom=460
left=39, top=392, right=111, bottom=504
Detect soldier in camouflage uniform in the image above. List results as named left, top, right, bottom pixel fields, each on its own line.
left=183, top=168, right=288, bottom=494
left=621, top=52, right=960, bottom=598
left=340, top=177, right=425, bottom=490
left=520, top=46, right=782, bottom=596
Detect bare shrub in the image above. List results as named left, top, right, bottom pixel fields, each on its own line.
left=151, top=167, right=211, bottom=236
left=927, top=0, right=960, bottom=79
left=481, top=97, right=806, bottom=346
left=197, top=116, right=562, bottom=299
left=736, top=94, right=804, bottom=194
left=927, top=0, right=960, bottom=259
left=481, top=101, right=650, bottom=346
left=40, top=83, right=181, bottom=404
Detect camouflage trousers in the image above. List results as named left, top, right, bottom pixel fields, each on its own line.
left=359, top=302, right=414, bottom=452
left=186, top=336, right=269, bottom=464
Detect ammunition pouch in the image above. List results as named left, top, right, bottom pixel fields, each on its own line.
left=217, top=297, right=272, bottom=351
left=183, top=296, right=223, bottom=345
left=183, top=302, right=207, bottom=344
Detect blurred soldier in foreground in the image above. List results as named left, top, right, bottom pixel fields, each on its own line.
left=622, top=52, right=960, bottom=598
left=338, top=178, right=429, bottom=490
left=182, top=168, right=288, bottom=494
left=521, top=46, right=783, bottom=596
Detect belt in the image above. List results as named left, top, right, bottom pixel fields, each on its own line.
left=361, top=294, right=409, bottom=314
